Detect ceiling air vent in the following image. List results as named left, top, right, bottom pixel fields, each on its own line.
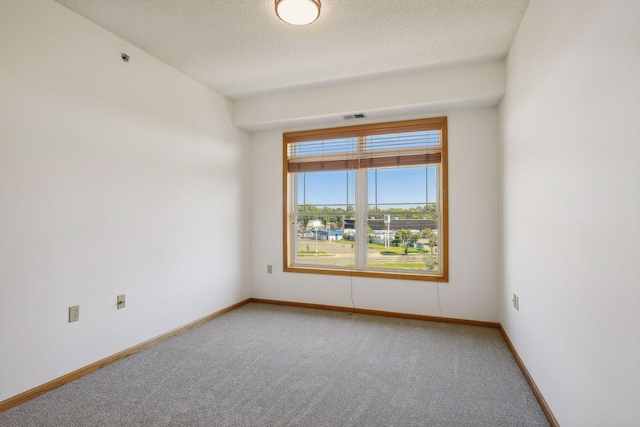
left=343, top=113, right=367, bottom=120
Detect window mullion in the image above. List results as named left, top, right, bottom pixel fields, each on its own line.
left=355, top=167, right=368, bottom=270
left=291, top=173, right=298, bottom=263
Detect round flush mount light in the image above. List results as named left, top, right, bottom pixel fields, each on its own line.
left=275, top=0, right=321, bottom=25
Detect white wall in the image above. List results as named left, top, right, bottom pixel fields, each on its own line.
left=251, top=108, right=500, bottom=322
left=0, top=0, right=250, bottom=401
left=234, top=61, right=505, bottom=131
left=499, top=0, right=640, bottom=425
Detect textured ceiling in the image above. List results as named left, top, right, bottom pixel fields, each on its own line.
left=54, top=0, right=530, bottom=99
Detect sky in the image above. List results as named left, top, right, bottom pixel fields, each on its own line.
left=297, top=166, right=438, bottom=210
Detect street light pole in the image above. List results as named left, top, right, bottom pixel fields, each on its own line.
left=315, top=226, right=318, bottom=253
left=384, top=215, right=390, bottom=250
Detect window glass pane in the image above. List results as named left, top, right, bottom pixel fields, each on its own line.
left=366, top=213, right=439, bottom=272
left=365, top=165, right=440, bottom=272
left=294, top=214, right=356, bottom=268
left=297, top=171, right=354, bottom=209
left=294, top=170, right=356, bottom=268
left=295, top=166, right=440, bottom=273
left=368, top=166, right=428, bottom=211
left=427, top=165, right=437, bottom=205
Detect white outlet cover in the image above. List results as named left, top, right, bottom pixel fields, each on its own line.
left=69, top=305, right=79, bottom=322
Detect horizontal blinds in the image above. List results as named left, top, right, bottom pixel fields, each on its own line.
left=286, top=124, right=443, bottom=173
left=288, top=159, right=359, bottom=172
left=360, top=152, right=442, bottom=169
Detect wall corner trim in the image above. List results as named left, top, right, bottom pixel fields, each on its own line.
left=0, top=298, right=251, bottom=413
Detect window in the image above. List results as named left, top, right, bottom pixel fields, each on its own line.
left=283, top=117, right=448, bottom=282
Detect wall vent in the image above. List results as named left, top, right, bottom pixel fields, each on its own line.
left=343, top=113, right=367, bottom=120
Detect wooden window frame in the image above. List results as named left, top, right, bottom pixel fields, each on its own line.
left=282, top=117, right=448, bottom=282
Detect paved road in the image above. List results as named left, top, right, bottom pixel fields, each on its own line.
left=298, top=254, right=434, bottom=265
left=297, top=238, right=435, bottom=266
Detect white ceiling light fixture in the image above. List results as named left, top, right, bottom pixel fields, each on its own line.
left=275, top=0, right=321, bottom=26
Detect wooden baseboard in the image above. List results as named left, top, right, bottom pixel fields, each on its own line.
left=499, top=326, right=560, bottom=427
left=0, top=298, right=251, bottom=413
left=250, top=298, right=501, bottom=329
left=2, top=297, right=558, bottom=427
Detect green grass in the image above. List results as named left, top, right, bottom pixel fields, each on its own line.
left=367, top=243, right=426, bottom=254
left=367, top=263, right=425, bottom=269
left=334, top=240, right=426, bottom=254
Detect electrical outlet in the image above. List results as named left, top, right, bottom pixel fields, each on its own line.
left=69, top=305, right=79, bottom=322
left=117, top=294, right=126, bottom=309
left=512, top=293, right=519, bottom=311
left=267, top=265, right=273, bottom=274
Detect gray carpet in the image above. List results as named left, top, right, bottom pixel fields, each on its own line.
left=0, top=303, right=549, bottom=426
